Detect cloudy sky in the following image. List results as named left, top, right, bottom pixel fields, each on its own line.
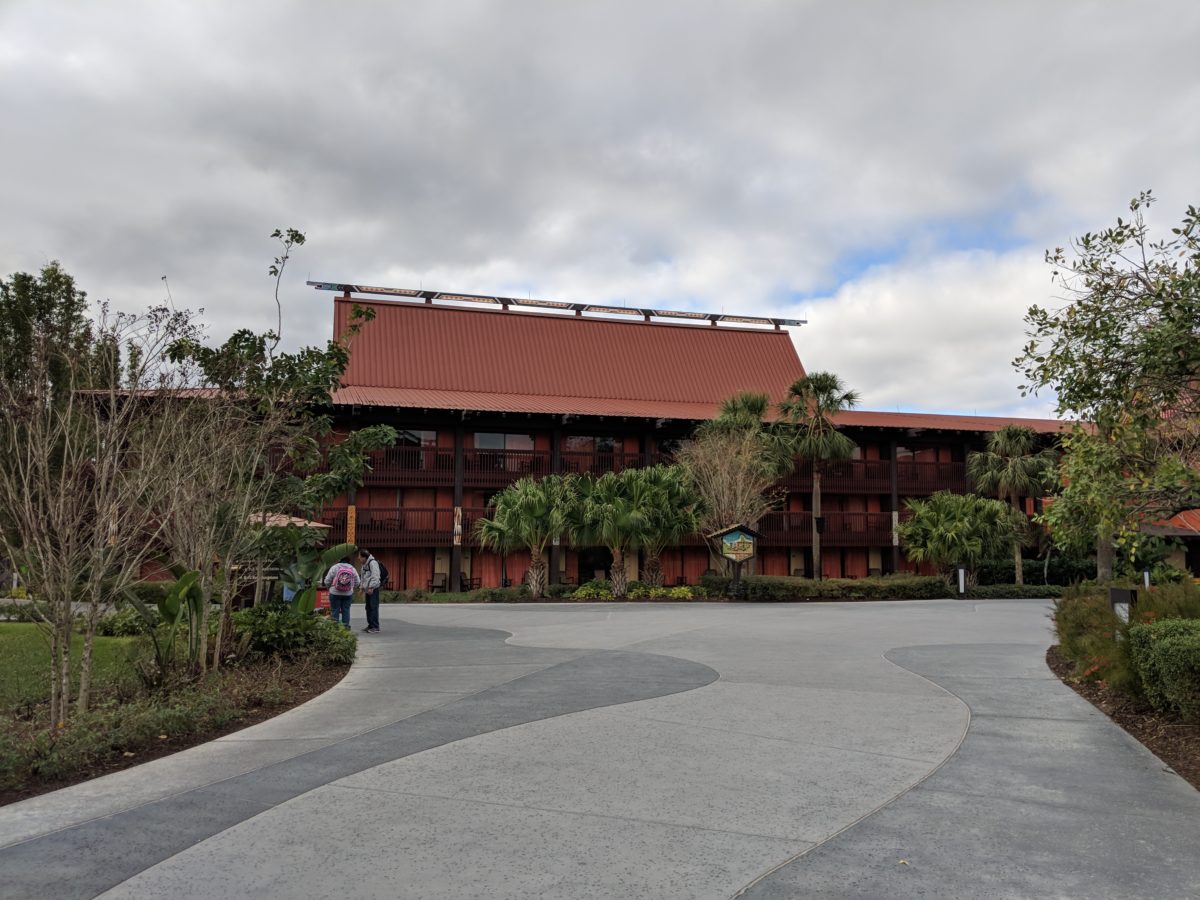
left=2, top=1, right=1198, bottom=418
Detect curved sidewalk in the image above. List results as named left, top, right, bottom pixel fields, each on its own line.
left=2, top=599, right=1197, bottom=898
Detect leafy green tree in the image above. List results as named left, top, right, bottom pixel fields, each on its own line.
left=152, top=232, right=396, bottom=672
left=1016, top=193, right=1200, bottom=577
left=779, top=372, right=860, bottom=581
left=633, top=465, right=701, bottom=587
left=967, top=425, right=1057, bottom=585
left=0, top=262, right=92, bottom=399
left=475, top=474, right=576, bottom=598
left=898, top=491, right=1027, bottom=586
left=680, top=392, right=792, bottom=572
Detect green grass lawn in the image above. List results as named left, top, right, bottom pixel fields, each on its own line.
left=0, top=623, right=137, bottom=711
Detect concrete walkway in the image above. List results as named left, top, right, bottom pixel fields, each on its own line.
left=2, top=599, right=1197, bottom=898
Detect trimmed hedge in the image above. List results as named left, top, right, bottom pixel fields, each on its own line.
left=975, top=557, right=1095, bottom=586
left=1129, top=618, right=1200, bottom=722
left=964, top=584, right=1065, bottom=600
left=737, top=575, right=952, bottom=602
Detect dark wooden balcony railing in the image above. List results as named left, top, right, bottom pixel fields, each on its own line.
left=363, top=447, right=664, bottom=486
left=464, top=449, right=551, bottom=487
left=327, top=506, right=916, bottom=550
left=896, top=461, right=968, bottom=494
left=364, top=446, right=455, bottom=487
left=560, top=450, right=654, bottom=474
left=757, top=510, right=910, bottom=548
left=350, top=507, right=490, bottom=548
left=782, top=459, right=968, bottom=495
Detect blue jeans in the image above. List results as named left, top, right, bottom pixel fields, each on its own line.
left=329, top=593, right=353, bottom=627
left=365, top=588, right=380, bottom=630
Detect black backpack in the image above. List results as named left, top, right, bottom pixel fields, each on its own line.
left=373, top=557, right=390, bottom=588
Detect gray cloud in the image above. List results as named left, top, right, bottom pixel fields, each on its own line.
left=2, top=1, right=1198, bottom=415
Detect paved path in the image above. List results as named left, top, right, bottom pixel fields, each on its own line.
left=2, top=599, right=1197, bottom=898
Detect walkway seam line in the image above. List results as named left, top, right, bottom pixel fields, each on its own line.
left=728, top=642, right=976, bottom=900
left=326, top=782, right=812, bottom=844
left=0, top=647, right=576, bottom=850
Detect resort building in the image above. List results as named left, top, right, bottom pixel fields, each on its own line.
left=314, top=283, right=1069, bottom=592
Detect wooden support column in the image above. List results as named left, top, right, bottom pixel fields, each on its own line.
left=450, top=424, right=464, bottom=593
left=549, top=427, right=562, bottom=585
left=887, top=439, right=899, bottom=574
left=344, top=484, right=358, bottom=546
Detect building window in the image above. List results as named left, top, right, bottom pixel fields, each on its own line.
left=398, top=429, right=437, bottom=447
left=475, top=432, right=534, bottom=450
left=565, top=435, right=617, bottom=453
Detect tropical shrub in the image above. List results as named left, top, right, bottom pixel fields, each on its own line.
left=573, top=580, right=615, bottom=600
left=232, top=603, right=355, bottom=664
left=0, top=601, right=53, bottom=622
left=471, top=586, right=531, bottom=603
left=233, top=603, right=320, bottom=658
left=1053, top=581, right=1200, bottom=693
left=308, top=618, right=358, bottom=665
left=699, top=574, right=732, bottom=597
left=650, top=586, right=694, bottom=600
left=380, top=588, right=429, bottom=603
left=96, top=606, right=157, bottom=636
left=1148, top=563, right=1189, bottom=585
left=123, top=581, right=173, bottom=609
left=1128, top=619, right=1200, bottom=721
left=545, top=583, right=576, bottom=598
left=898, top=491, right=1027, bottom=585
left=975, top=556, right=1095, bottom=586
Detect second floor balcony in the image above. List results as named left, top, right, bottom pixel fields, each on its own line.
left=782, top=459, right=969, bottom=495
left=362, top=446, right=663, bottom=488
left=332, top=506, right=912, bottom=551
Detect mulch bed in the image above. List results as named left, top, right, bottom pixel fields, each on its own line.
left=1046, top=645, right=1200, bottom=791
left=0, top=660, right=348, bottom=807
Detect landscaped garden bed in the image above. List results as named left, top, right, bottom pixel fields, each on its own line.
left=381, top=574, right=1063, bottom=603
left=0, top=607, right=354, bottom=806
left=1047, top=581, right=1200, bottom=792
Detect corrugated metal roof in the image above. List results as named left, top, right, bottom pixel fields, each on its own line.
left=331, top=385, right=723, bottom=419
left=1145, top=508, right=1200, bottom=537
left=334, top=297, right=805, bottom=418
left=330, top=296, right=1071, bottom=432
left=832, top=410, right=1073, bottom=434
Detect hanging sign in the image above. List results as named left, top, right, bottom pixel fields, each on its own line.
left=709, top=524, right=761, bottom=563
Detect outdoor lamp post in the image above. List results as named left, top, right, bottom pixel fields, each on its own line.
left=1109, top=586, right=1138, bottom=624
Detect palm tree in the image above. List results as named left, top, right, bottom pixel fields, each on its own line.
left=570, top=469, right=653, bottom=599
left=475, top=474, right=576, bottom=598
left=702, top=391, right=796, bottom=473
left=634, top=465, right=701, bottom=587
left=779, top=372, right=860, bottom=581
left=898, top=491, right=1027, bottom=586
left=967, top=425, right=1057, bottom=585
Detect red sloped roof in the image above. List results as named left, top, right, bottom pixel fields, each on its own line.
left=332, top=297, right=806, bottom=419
left=832, top=410, right=1073, bottom=434
left=1145, top=508, right=1200, bottom=537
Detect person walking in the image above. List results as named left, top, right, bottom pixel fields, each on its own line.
left=322, top=555, right=359, bottom=628
left=358, top=548, right=382, bottom=634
